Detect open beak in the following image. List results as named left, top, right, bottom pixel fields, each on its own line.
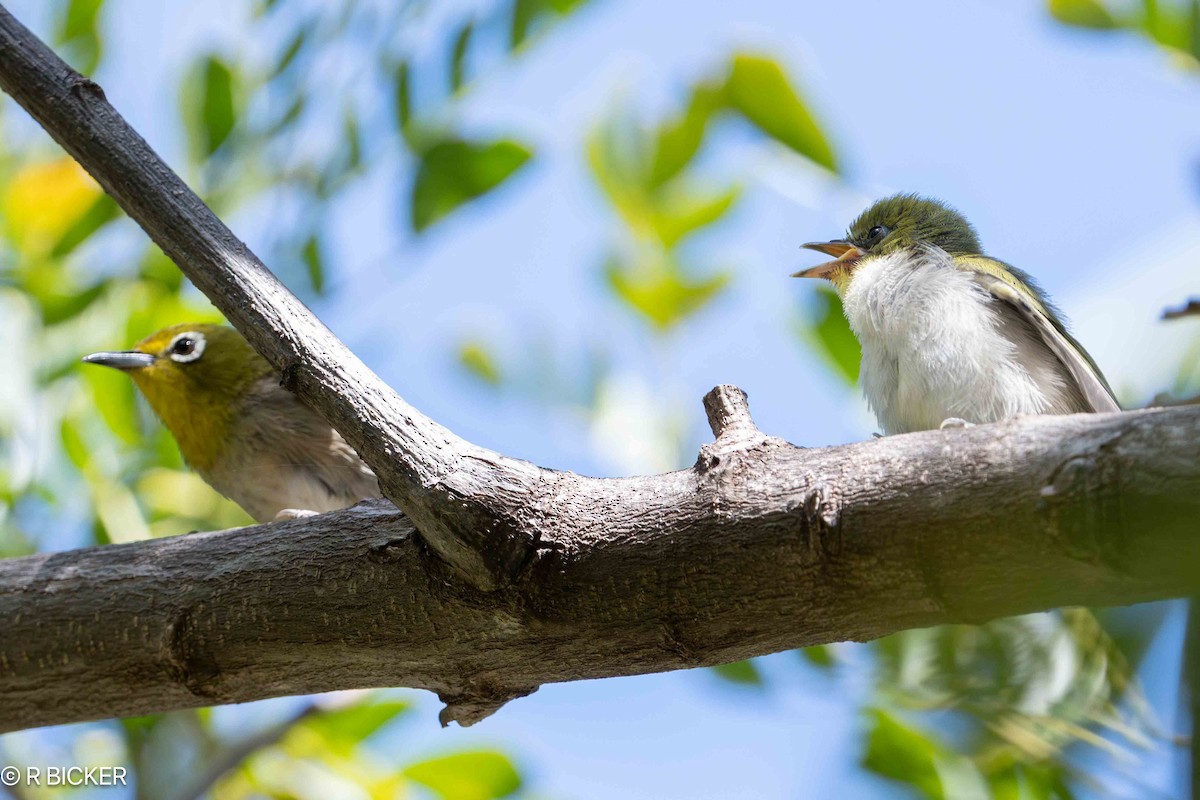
left=81, top=350, right=156, bottom=370
left=791, top=240, right=866, bottom=279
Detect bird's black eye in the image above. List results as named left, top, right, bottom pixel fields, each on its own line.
left=167, top=331, right=206, bottom=363
left=866, top=225, right=890, bottom=243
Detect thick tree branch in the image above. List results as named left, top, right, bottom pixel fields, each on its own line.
left=0, top=3, right=534, bottom=590
left=2, top=4, right=1200, bottom=736
left=3, top=405, right=1200, bottom=733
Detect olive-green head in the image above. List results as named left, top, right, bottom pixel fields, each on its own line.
left=793, top=194, right=982, bottom=286
left=82, top=324, right=273, bottom=470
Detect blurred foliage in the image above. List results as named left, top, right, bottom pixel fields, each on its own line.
left=588, top=50, right=836, bottom=334
left=710, top=659, right=765, bottom=687
left=1050, top=0, right=1200, bottom=67
left=0, top=0, right=591, bottom=794
left=797, top=285, right=860, bottom=385
left=861, top=610, right=1164, bottom=798
left=455, top=49, right=839, bottom=472
left=0, top=0, right=1195, bottom=797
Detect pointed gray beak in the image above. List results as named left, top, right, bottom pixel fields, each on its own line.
left=81, top=351, right=157, bottom=370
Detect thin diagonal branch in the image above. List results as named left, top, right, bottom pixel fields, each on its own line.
left=0, top=3, right=530, bottom=590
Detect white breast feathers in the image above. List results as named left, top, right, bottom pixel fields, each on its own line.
left=839, top=247, right=1073, bottom=434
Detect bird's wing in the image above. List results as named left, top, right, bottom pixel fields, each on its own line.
left=955, top=255, right=1121, bottom=413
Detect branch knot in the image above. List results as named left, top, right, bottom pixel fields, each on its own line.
left=703, top=385, right=760, bottom=443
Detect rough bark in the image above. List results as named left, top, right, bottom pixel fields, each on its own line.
left=3, top=402, right=1200, bottom=733
left=0, top=3, right=533, bottom=591
left=0, top=4, right=1198, bottom=735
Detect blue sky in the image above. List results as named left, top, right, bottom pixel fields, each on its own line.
left=5, top=0, right=1200, bottom=797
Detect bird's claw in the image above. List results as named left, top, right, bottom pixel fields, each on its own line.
left=939, top=417, right=974, bottom=430
left=274, top=508, right=319, bottom=522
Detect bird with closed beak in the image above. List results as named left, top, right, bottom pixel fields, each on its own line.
left=793, top=194, right=1119, bottom=435
left=83, top=324, right=380, bottom=523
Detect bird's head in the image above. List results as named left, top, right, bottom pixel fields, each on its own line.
left=82, top=324, right=273, bottom=470
left=793, top=194, right=982, bottom=287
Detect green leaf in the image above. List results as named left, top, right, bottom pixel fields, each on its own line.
left=58, top=0, right=104, bottom=41
left=36, top=280, right=108, bottom=325
left=649, top=82, right=725, bottom=188
left=510, top=0, right=587, bottom=51
left=450, top=22, right=475, bottom=93
left=411, top=138, right=533, bottom=232
left=724, top=53, right=836, bottom=172
left=394, top=61, right=412, bottom=132
left=60, top=418, right=90, bottom=470
left=305, top=698, right=409, bottom=752
left=650, top=185, right=739, bottom=248
left=798, top=286, right=860, bottom=385
left=862, top=709, right=945, bottom=800
left=271, top=24, right=310, bottom=78
left=404, top=751, right=521, bottom=800
left=56, top=0, right=104, bottom=73
left=343, top=108, right=363, bottom=172
left=458, top=340, right=502, bottom=386
left=138, top=247, right=183, bottom=292
left=302, top=234, right=324, bottom=294
left=1048, top=0, right=1120, bottom=28
left=711, top=659, right=763, bottom=686
left=799, top=644, right=835, bottom=670
left=1138, top=0, right=1195, bottom=53
left=606, top=260, right=731, bottom=331
left=190, top=56, right=236, bottom=157
left=81, top=354, right=143, bottom=445
left=586, top=114, right=654, bottom=229
left=50, top=194, right=120, bottom=259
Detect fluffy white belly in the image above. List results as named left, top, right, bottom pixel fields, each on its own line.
left=839, top=249, right=1068, bottom=434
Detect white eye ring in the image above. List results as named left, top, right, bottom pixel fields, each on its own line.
left=167, top=331, right=206, bottom=363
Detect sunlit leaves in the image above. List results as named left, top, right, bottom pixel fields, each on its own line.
left=0, top=158, right=118, bottom=324
left=304, top=698, right=410, bottom=755
left=606, top=258, right=731, bottom=331
left=3, top=158, right=103, bottom=254
left=725, top=54, right=837, bottom=171
left=404, top=751, right=522, bottom=800
left=458, top=340, right=503, bottom=386
left=510, top=0, right=588, bottom=51
left=51, top=195, right=120, bottom=259
left=55, top=0, right=104, bottom=74
left=873, top=611, right=1156, bottom=779
left=862, top=710, right=952, bottom=799
left=389, top=1, right=592, bottom=232
left=650, top=185, right=740, bottom=248
left=589, top=50, right=837, bottom=332
left=185, top=56, right=238, bottom=158
left=1049, top=0, right=1120, bottom=28
left=649, top=82, right=725, bottom=188
left=411, top=138, right=533, bottom=231
left=711, top=659, right=764, bottom=686
left=798, top=286, right=861, bottom=386
left=79, top=346, right=144, bottom=446
left=1049, top=0, right=1200, bottom=63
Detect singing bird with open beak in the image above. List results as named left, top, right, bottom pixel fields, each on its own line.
left=793, top=194, right=1119, bottom=435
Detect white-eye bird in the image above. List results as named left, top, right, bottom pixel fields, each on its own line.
left=793, top=194, right=1119, bottom=435
left=83, top=324, right=380, bottom=522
